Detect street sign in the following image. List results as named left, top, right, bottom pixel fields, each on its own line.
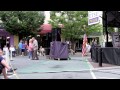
left=88, top=11, right=101, bottom=25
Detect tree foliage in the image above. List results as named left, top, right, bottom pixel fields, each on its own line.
left=0, top=11, right=45, bottom=37
left=49, top=11, right=102, bottom=40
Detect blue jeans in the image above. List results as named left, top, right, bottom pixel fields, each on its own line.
left=28, top=51, right=32, bottom=59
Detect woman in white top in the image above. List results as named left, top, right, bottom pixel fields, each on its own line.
left=3, top=45, right=10, bottom=64
left=9, top=45, right=16, bottom=57
left=86, top=43, right=91, bottom=55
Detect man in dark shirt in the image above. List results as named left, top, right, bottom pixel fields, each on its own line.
left=91, top=39, right=95, bottom=48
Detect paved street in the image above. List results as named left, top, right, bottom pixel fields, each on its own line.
left=1, top=53, right=120, bottom=79
left=1, top=11, right=120, bottom=79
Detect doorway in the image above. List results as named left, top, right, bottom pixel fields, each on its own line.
left=0, top=36, right=7, bottom=50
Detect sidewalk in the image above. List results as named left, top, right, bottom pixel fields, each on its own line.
left=71, top=52, right=117, bottom=68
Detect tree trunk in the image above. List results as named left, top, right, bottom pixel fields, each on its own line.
left=71, top=40, right=76, bottom=52
left=61, top=36, right=65, bottom=42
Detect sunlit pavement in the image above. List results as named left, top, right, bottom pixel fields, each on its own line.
left=1, top=53, right=120, bottom=79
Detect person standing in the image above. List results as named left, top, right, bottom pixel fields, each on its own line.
left=91, top=39, right=95, bottom=57
left=28, top=39, right=33, bottom=60
left=94, top=39, right=98, bottom=46
left=91, top=39, right=95, bottom=48
left=9, top=45, right=16, bottom=57
left=86, top=43, right=91, bottom=56
left=18, top=40, right=23, bottom=56
left=32, top=37, right=39, bottom=60
left=3, top=45, right=10, bottom=65
left=21, top=41, right=26, bottom=56
left=24, top=41, right=28, bottom=56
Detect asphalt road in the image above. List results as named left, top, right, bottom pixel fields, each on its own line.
left=1, top=54, right=120, bottom=79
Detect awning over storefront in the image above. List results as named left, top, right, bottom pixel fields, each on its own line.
left=39, top=24, right=52, bottom=34
left=0, top=29, right=6, bottom=32
left=0, top=29, right=11, bottom=35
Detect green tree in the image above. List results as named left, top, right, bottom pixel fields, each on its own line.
left=49, top=11, right=102, bottom=51
left=0, top=11, right=45, bottom=39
